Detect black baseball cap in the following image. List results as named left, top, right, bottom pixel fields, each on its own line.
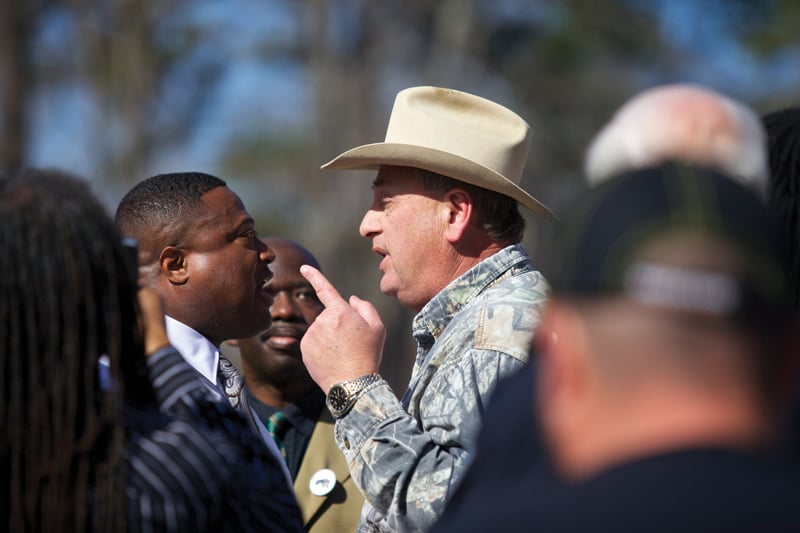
left=552, top=162, right=790, bottom=322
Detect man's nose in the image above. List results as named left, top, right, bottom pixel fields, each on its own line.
left=270, top=291, right=297, bottom=321
left=359, top=209, right=380, bottom=239
left=259, top=240, right=275, bottom=263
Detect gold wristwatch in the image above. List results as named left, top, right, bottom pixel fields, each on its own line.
left=326, top=373, right=382, bottom=418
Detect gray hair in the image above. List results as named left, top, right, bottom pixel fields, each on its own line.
left=584, top=84, right=768, bottom=199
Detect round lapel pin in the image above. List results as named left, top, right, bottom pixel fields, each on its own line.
left=309, top=468, right=337, bottom=496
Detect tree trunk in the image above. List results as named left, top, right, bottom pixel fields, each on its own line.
left=0, top=0, right=33, bottom=174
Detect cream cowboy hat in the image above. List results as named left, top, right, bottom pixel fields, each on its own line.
left=321, top=86, right=557, bottom=222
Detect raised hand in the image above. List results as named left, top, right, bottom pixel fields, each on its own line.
left=299, top=265, right=386, bottom=392
left=138, top=288, right=172, bottom=356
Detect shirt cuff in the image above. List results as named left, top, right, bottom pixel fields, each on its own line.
left=334, top=380, right=405, bottom=461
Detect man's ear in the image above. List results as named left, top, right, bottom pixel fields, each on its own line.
left=441, top=188, right=474, bottom=243
left=159, top=246, right=189, bottom=285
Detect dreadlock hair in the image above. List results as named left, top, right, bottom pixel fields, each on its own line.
left=0, top=168, right=154, bottom=532
left=416, top=168, right=526, bottom=244
left=114, top=171, right=227, bottom=245
left=764, top=107, right=800, bottom=309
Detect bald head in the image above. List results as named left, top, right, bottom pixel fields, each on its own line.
left=585, top=84, right=768, bottom=197
left=263, top=237, right=321, bottom=271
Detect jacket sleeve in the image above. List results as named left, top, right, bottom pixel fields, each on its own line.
left=335, top=348, right=526, bottom=533
left=141, top=345, right=305, bottom=532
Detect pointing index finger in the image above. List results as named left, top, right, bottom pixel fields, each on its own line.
left=300, top=265, right=345, bottom=308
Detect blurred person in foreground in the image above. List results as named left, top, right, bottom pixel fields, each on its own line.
left=435, top=83, right=775, bottom=528
left=0, top=168, right=303, bottom=532
left=434, top=163, right=800, bottom=532
left=228, top=237, right=364, bottom=532
left=764, top=106, right=800, bottom=308
left=299, top=86, right=556, bottom=532
left=115, top=172, right=303, bottom=528
left=763, top=106, right=800, bottom=459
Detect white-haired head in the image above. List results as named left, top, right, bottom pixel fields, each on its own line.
left=584, top=84, right=768, bottom=198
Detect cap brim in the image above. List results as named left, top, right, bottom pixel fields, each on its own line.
left=322, top=143, right=557, bottom=222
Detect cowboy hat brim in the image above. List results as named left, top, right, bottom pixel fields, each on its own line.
left=322, top=142, right=557, bottom=222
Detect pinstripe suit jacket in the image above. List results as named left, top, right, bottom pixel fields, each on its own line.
left=127, top=346, right=304, bottom=531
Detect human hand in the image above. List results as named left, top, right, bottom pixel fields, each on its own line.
left=299, top=265, right=386, bottom=392
left=137, top=288, right=171, bottom=356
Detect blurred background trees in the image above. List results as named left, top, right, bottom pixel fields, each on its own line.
left=2, top=0, right=799, bottom=389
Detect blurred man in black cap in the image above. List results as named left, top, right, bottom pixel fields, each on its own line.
left=435, top=84, right=776, bottom=530
left=432, top=163, right=800, bottom=532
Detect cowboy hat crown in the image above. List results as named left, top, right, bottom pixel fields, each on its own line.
left=321, top=86, right=555, bottom=222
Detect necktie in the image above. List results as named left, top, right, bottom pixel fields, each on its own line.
left=217, top=353, right=244, bottom=409
left=215, top=354, right=294, bottom=486
left=265, top=411, right=290, bottom=461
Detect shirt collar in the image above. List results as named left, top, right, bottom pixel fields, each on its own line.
left=165, top=315, right=219, bottom=384
left=412, top=243, right=533, bottom=340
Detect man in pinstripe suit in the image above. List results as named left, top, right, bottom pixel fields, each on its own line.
left=116, top=171, right=302, bottom=528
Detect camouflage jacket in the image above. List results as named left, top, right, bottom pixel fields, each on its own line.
left=333, top=244, right=549, bottom=533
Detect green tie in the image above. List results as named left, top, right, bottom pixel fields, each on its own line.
left=265, top=411, right=290, bottom=461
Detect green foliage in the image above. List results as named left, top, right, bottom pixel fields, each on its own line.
left=741, top=0, right=800, bottom=55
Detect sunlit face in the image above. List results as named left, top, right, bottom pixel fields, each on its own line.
left=238, top=238, right=323, bottom=381
left=359, top=166, right=451, bottom=312
left=180, top=186, right=275, bottom=345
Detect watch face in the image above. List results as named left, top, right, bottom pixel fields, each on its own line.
left=327, top=384, right=350, bottom=414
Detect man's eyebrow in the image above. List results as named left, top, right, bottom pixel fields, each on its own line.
left=232, top=216, right=256, bottom=234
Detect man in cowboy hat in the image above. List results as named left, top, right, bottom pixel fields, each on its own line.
left=299, top=86, right=554, bottom=532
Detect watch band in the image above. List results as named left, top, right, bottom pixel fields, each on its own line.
left=345, top=373, right=382, bottom=395
left=326, top=373, right=383, bottom=418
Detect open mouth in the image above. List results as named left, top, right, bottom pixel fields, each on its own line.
left=256, top=279, right=274, bottom=308
left=258, top=268, right=274, bottom=291
left=374, top=247, right=389, bottom=272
